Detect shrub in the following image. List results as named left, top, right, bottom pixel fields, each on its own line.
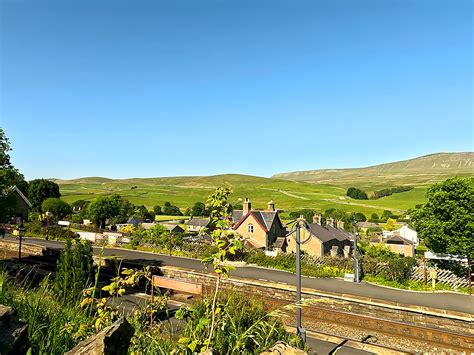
left=54, top=239, right=94, bottom=305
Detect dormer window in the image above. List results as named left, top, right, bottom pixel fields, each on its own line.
left=248, top=223, right=254, bottom=234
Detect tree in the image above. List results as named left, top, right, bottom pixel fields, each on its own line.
left=191, top=201, right=208, bottom=217
left=0, top=128, right=27, bottom=222
left=41, top=198, right=72, bottom=220
left=87, top=196, right=120, bottom=228
left=384, top=218, right=397, bottom=231
left=411, top=177, right=473, bottom=263
left=153, top=205, right=163, bottom=215
left=369, top=213, right=379, bottom=222
left=28, top=179, right=61, bottom=211
left=353, top=212, right=367, bottom=222
left=346, top=187, right=368, bottom=200
left=202, top=187, right=243, bottom=349
left=162, top=201, right=182, bottom=216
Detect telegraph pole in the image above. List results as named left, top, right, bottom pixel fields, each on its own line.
left=352, top=218, right=360, bottom=282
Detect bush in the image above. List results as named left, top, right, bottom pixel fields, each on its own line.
left=54, top=239, right=94, bottom=305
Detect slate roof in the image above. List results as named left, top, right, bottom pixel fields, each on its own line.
left=307, top=223, right=351, bottom=243
left=386, top=235, right=413, bottom=245
left=232, top=210, right=280, bottom=230
left=160, top=223, right=184, bottom=233
left=8, top=186, right=32, bottom=208
left=232, top=210, right=244, bottom=224
left=186, top=218, right=210, bottom=227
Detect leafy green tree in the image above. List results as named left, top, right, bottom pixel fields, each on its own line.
left=412, top=177, right=474, bottom=263
left=191, top=201, right=209, bottom=217
left=71, top=199, right=89, bottom=211
left=87, top=196, right=120, bottom=228
left=28, top=179, right=61, bottom=211
left=0, top=128, right=28, bottom=222
left=353, top=212, right=367, bottom=222
left=41, top=198, right=72, bottom=220
left=201, top=187, right=243, bottom=350
left=162, top=201, right=183, bottom=216
left=153, top=205, right=163, bottom=215
left=369, top=213, right=379, bottom=222
left=346, top=187, right=368, bottom=200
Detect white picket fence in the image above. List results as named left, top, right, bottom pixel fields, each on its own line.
left=411, top=265, right=469, bottom=290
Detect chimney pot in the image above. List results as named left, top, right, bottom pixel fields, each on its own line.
left=312, top=214, right=322, bottom=225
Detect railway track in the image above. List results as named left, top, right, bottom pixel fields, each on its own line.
left=3, top=252, right=473, bottom=353
left=247, top=293, right=474, bottom=353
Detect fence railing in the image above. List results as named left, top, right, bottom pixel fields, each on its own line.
left=411, top=265, right=469, bottom=290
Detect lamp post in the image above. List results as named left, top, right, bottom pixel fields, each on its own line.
left=352, top=217, right=360, bottom=283
left=287, top=216, right=311, bottom=343
left=17, top=223, right=26, bottom=261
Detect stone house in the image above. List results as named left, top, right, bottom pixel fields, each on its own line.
left=186, top=217, right=210, bottom=233
left=232, top=198, right=287, bottom=250
left=384, top=235, right=415, bottom=257
left=286, top=215, right=352, bottom=257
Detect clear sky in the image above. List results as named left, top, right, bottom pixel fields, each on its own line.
left=0, top=0, right=472, bottom=180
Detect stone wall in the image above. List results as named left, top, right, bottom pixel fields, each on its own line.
left=0, top=240, right=44, bottom=256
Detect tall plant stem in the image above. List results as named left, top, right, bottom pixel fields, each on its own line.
left=206, top=274, right=220, bottom=350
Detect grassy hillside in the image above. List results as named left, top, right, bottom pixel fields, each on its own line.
left=272, top=152, right=474, bottom=189
left=55, top=174, right=428, bottom=216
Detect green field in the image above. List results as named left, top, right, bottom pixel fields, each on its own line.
left=56, top=174, right=431, bottom=216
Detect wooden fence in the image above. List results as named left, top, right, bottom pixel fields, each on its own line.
left=411, top=265, right=469, bottom=290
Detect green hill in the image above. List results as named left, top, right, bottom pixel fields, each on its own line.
left=55, top=153, right=473, bottom=216
left=272, top=152, right=474, bottom=189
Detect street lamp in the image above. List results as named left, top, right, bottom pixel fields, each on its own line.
left=287, top=216, right=311, bottom=343
left=17, top=223, right=26, bottom=261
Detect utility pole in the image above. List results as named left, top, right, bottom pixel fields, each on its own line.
left=352, top=218, right=360, bottom=282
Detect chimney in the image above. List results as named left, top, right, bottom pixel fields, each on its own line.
left=267, top=200, right=275, bottom=211
left=243, top=198, right=251, bottom=215
left=312, top=214, right=322, bottom=225
left=326, top=217, right=334, bottom=227
left=336, top=220, right=344, bottom=229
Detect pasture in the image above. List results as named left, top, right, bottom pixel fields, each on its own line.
left=56, top=174, right=429, bottom=215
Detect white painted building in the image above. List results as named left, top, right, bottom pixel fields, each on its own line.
left=383, top=225, right=418, bottom=246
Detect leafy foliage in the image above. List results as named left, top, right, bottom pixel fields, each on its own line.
left=191, top=201, right=209, bottom=216
left=346, top=187, right=368, bottom=200
left=162, top=201, right=183, bottom=216
left=371, top=186, right=413, bottom=199
left=41, top=198, right=72, bottom=220
left=411, top=177, right=474, bottom=261
left=54, top=239, right=94, bottom=305
left=28, top=179, right=61, bottom=211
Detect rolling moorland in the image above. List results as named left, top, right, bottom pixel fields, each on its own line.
left=55, top=153, right=473, bottom=216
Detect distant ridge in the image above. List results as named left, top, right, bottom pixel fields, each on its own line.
left=271, top=152, right=474, bottom=188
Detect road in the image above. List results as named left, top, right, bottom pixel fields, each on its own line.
left=6, top=236, right=473, bottom=314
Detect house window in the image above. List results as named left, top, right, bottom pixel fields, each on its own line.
left=248, top=223, right=254, bottom=234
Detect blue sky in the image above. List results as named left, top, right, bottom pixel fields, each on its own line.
left=1, top=0, right=472, bottom=180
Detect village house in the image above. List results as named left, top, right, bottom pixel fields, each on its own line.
left=286, top=215, right=352, bottom=257
left=186, top=217, right=210, bottom=233
left=232, top=198, right=287, bottom=250
left=159, top=223, right=185, bottom=234
left=383, top=225, right=418, bottom=245
left=5, top=186, right=32, bottom=223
